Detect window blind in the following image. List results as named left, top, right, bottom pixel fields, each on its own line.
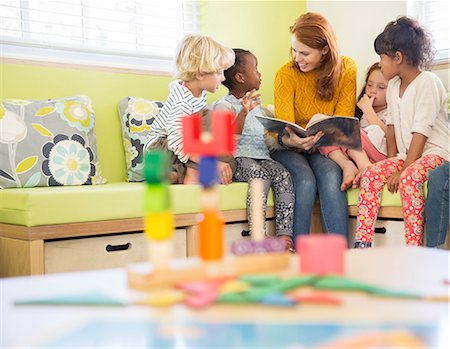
left=0, top=0, right=199, bottom=72
left=407, top=0, right=449, bottom=62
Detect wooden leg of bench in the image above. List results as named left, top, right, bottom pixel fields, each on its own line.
left=186, top=226, right=198, bottom=257
left=310, top=204, right=324, bottom=234
left=0, top=237, right=44, bottom=277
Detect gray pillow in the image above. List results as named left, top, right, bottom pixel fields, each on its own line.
left=118, top=97, right=163, bottom=182
left=0, top=95, right=106, bottom=188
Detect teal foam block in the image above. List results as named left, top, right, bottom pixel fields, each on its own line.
left=15, top=292, right=126, bottom=306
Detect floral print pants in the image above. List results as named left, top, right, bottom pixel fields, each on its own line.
left=355, top=154, right=445, bottom=246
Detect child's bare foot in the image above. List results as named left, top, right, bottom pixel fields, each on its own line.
left=279, top=235, right=294, bottom=252
left=169, top=171, right=178, bottom=184
left=341, top=161, right=359, bottom=191
left=183, top=167, right=198, bottom=184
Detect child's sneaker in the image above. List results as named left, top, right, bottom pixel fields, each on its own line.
left=354, top=241, right=372, bottom=248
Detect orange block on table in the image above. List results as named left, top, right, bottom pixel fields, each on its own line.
left=198, top=211, right=224, bottom=261
left=296, top=234, right=346, bottom=275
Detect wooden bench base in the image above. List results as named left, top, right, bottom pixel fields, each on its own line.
left=0, top=205, right=395, bottom=277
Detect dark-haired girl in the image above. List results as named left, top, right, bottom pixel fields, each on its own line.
left=354, top=16, right=449, bottom=248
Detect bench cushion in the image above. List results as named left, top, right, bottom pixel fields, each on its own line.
left=346, top=187, right=403, bottom=206
left=0, top=181, right=405, bottom=227
left=0, top=182, right=270, bottom=227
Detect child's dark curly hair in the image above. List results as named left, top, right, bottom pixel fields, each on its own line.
left=222, top=48, right=251, bottom=90
left=374, top=16, right=435, bottom=70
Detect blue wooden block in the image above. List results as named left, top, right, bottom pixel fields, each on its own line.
left=259, top=293, right=297, bottom=307
left=199, top=156, right=217, bottom=187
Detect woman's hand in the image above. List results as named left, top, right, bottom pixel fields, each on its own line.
left=282, top=127, right=324, bottom=151
left=217, top=161, right=233, bottom=185
left=386, top=170, right=401, bottom=193
left=241, top=89, right=261, bottom=114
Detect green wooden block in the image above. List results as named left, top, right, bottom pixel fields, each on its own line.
left=368, top=288, right=420, bottom=299
left=144, top=151, right=171, bottom=184
left=243, top=275, right=318, bottom=302
left=314, top=275, right=384, bottom=293
left=217, top=292, right=252, bottom=304
left=314, top=275, right=420, bottom=299
left=239, top=274, right=281, bottom=287
left=144, top=184, right=170, bottom=212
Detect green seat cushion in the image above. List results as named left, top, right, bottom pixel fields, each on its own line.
left=0, top=182, right=272, bottom=227
left=347, top=187, right=405, bottom=207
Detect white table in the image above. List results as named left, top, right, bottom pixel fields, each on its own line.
left=1, top=247, right=449, bottom=348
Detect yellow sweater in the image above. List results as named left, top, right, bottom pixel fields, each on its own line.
left=274, top=56, right=357, bottom=128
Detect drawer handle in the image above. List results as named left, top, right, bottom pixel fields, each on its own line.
left=241, top=230, right=251, bottom=237
left=374, top=227, right=387, bottom=234
left=106, top=242, right=131, bottom=252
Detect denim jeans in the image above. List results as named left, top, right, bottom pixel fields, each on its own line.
left=425, top=162, right=449, bottom=248
left=271, top=149, right=348, bottom=242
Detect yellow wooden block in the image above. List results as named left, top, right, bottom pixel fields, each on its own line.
left=137, top=289, right=186, bottom=307
left=144, top=211, right=174, bottom=240
left=219, top=280, right=251, bottom=294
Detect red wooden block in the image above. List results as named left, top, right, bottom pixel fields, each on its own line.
left=296, top=234, right=346, bottom=276
left=291, top=291, right=342, bottom=305
left=182, top=111, right=235, bottom=156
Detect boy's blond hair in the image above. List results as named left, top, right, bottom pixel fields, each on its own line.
left=175, top=35, right=235, bottom=82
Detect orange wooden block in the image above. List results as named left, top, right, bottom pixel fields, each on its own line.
left=198, top=211, right=224, bottom=261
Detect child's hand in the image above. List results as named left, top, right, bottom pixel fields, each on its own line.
left=241, top=89, right=261, bottom=114
left=357, top=94, right=374, bottom=113
left=386, top=170, right=401, bottom=193
left=217, top=161, right=233, bottom=185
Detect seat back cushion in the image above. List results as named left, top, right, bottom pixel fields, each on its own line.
left=0, top=95, right=106, bottom=188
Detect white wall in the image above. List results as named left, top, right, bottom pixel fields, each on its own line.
left=307, top=0, right=406, bottom=90
left=307, top=0, right=448, bottom=91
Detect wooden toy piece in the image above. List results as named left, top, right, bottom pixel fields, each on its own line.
left=259, top=293, right=297, bottom=307
left=127, top=251, right=291, bottom=291
left=181, top=111, right=235, bottom=156
left=148, top=239, right=173, bottom=270
left=249, top=178, right=265, bottom=242
left=199, top=156, right=217, bottom=187
left=144, top=150, right=170, bottom=184
left=199, top=187, right=220, bottom=211
left=296, top=234, right=346, bottom=276
left=289, top=290, right=342, bottom=305
left=144, top=184, right=170, bottom=213
left=231, top=238, right=285, bottom=255
left=198, top=210, right=224, bottom=261
left=185, top=292, right=218, bottom=309
left=144, top=211, right=174, bottom=240
left=136, top=289, right=186, bottom=307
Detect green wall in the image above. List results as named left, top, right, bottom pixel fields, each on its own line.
left=0, top=1, right=305, bottom=182
left=200, top=1, right=305, bottom=103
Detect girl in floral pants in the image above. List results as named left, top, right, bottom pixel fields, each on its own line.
left=354, top=17, right=449, bottom=248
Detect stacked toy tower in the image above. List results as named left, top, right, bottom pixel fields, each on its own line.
left=182, top=110, right=235, bottom=262
left=142, top=151, right=174, bottom=270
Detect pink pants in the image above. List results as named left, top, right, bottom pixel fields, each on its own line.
left=320, top=129, right=386, bottom=163
left=355, top=154, right=446, bottom=245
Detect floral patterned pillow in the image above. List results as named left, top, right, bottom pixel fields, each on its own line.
left=118, top=97, right=163, bottom=182
left=0, top=95, right=106, bottom=189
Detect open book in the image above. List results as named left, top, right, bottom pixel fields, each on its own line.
left=255, top=113, right=361, bottom=149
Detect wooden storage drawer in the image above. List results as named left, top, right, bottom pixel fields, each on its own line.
left=44, top=229, right=187, bottom=273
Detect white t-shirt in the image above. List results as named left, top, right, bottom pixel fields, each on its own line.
left=385, top=72, right=449, bottom=161
left=145, top=80, right=207, bottom=163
